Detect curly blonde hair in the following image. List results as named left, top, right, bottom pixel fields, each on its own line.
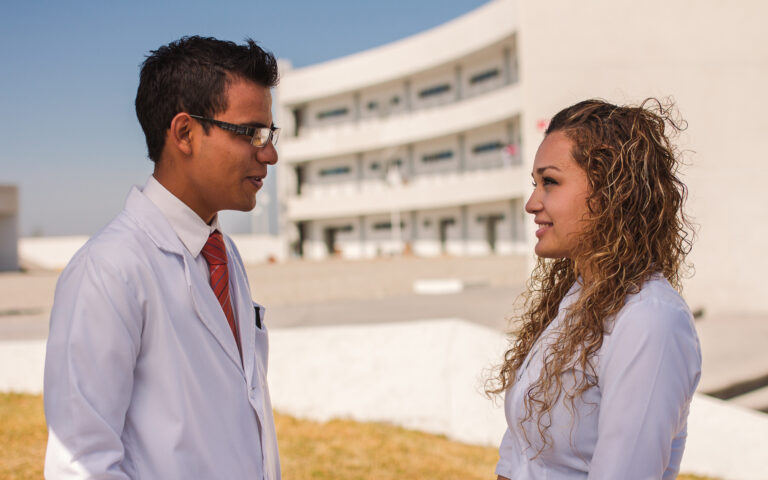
left=488, top=98, right=693, bottom=451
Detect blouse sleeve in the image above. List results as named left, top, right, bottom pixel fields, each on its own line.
left=587, top=297, right=701, bottom=480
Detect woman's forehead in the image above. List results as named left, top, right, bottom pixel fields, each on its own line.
left=533, top=131, right=579, bottom=173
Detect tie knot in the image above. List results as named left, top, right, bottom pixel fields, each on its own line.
left=201, top=231, right=228, bottom=266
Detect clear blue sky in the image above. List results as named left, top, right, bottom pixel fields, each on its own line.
left=0, top=0, right=489, bottom=236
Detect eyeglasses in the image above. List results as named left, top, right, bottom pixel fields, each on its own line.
left=189, top=115, right=280, bottom=147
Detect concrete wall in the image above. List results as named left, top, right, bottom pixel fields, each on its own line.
left=19, top=234, right=287, bottom=270
left=517, top=0, right=768, bottom=316
left=0, top=185, right=19, bottom=271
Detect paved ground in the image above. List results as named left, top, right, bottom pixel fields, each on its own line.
left=2, top=254, right=767, bottom=410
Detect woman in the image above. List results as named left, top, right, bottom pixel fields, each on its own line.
left=490, top=99, right=701, bottom=479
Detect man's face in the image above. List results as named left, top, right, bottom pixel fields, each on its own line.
left=186, top=78, right=277, bottom=223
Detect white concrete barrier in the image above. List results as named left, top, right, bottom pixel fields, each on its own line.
left=4, top=320, right=768, bottom=479
left=412, top=279, right=464, bottom=295
left=0, top=339, right=45, bottom=394
left=19, top=234, right=286, bottom=270
left=19, top=236, right=88, bottom=271
left=268, top=318, right=508, bottom=446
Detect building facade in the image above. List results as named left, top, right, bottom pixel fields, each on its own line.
left=277, top=0, right=768, bottom=316
left=277, top=0, right=527, bottom=260
left=0, top=185, right=19, bottom=271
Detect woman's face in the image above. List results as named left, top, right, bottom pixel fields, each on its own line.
left=525, top=131, right=591, bottom=259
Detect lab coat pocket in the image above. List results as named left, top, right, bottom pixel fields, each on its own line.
left=252, top=301, right=269, bottom=367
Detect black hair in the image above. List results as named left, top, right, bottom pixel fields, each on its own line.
left=135, top=36, right=279, bottom=162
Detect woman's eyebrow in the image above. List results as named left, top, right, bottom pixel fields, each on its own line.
left=535, top=166, right=562, bottom=175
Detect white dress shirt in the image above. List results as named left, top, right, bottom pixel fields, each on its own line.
left=142, top=175, right=221, bottom=280
left=496, top=275, right=701, bottom=479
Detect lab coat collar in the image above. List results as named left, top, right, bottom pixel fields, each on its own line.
left=123, top=186, right=186, bottom=256
left=123, top=186, right=245, bottom=373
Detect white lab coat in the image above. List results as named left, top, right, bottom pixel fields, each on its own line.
left=44, top=186, right=280, bottom=479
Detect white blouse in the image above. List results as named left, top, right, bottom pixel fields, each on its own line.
left=496, top=275, right=701, bottom=479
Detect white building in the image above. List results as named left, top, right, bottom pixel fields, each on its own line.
left=277, top=0, right=768, bottom=317
left=0, top=185, right=19, bottom=271
left=277, top=0, right=527, bottom=260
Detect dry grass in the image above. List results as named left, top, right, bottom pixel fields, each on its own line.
left=0, top=393, right=48, bottom=480
left=0, top=393, right=716, bottom=480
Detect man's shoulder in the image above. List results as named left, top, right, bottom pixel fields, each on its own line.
left=65, top=211, right=153, bottom=274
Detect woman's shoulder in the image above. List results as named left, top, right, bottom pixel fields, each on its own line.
left=607, top=274, right=697, bottom=343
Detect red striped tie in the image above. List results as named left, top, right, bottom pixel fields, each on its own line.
left=201, top=231, right=242, bottom=358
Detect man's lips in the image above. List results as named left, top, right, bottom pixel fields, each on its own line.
left=247, top=176, right=264, bottom=189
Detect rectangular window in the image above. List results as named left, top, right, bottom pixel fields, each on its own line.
left=373, top=221, right=406, bottom=231
left=422, top=150, right=454, bottom=163
left=319, top=166, right=351, bottom=177
left=418, top=84, right=451, bottom=98
left=470, top=68, right=500, bottom=84
left=367, top=101, right=378, bottom=110
left=317, top=107, right=349, bottom=120
left=477, top=214, right=505, bottom=223
left=472, top=141, right=504, bottom=154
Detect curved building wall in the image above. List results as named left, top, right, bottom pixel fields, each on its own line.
left=277, top=0, right=525, bottom=262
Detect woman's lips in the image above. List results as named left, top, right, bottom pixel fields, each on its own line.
left=535, top=223, right=552, bottom=238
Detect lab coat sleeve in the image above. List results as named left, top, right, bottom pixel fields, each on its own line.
left=44, top=251, right=143, bottom=479
left=587, top=299, right=701, bottom=480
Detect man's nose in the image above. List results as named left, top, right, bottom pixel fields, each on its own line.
left=256, top=143, right=278, bottom=165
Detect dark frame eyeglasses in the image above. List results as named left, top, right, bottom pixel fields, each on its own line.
left=189, top=115, right=280, bottom=147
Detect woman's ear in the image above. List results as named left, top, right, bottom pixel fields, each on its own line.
left=167, top=112, right=194, bottom=156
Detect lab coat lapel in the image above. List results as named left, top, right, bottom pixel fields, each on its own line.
left=229, top=250, right=256, bottom=384
left=123, top=186, right=244, bottom=372
left=187, top=262, right=245, bottom=372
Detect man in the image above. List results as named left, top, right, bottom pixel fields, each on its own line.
left=44, top=36, right=281, bottom=479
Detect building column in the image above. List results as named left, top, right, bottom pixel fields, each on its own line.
left=506, top=117, right=521, bottom=165
left=455, top=65, right=463, bottom=101
left=359, top=215, right=367, bottom=258
left=407, top=144, right=415, bottom=177
left=356, top=153, right=364, bottom=191
left=404, top=80, right=412, bottom=111
left=461, top=205, right=469, bottom=255
left=502, top=47, right=512, bottom=85
left=458, top=134, right=466, bottom=172
left=511, top=198, right=523, bottom=243
left=353, top=92, right=361, bottom=122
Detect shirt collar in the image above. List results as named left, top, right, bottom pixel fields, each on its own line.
left=142, top=175, right=221, bottom=258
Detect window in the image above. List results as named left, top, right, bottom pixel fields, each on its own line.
left=422, top=150, right=454, bottom=163
left=317, top=107, right=349, bottom=120
left=391, top=96, right=400, bottom=105
left=472, top=141, right=504, bottom=154
left=319, top=166, right=351, bottom=177
left=470, top=68, right=500, bottom=85
left=370, top=162, right=381, bottom=171
left=373, top=221, right=406, bottom=231
left=418, top=84, right=451, bottom=98
left=477, top=214, right=505, bottom=223
left=367, top=101, right=378, bottom=110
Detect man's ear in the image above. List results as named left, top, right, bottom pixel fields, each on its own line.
left=168, top=112, right=194, bottom=156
